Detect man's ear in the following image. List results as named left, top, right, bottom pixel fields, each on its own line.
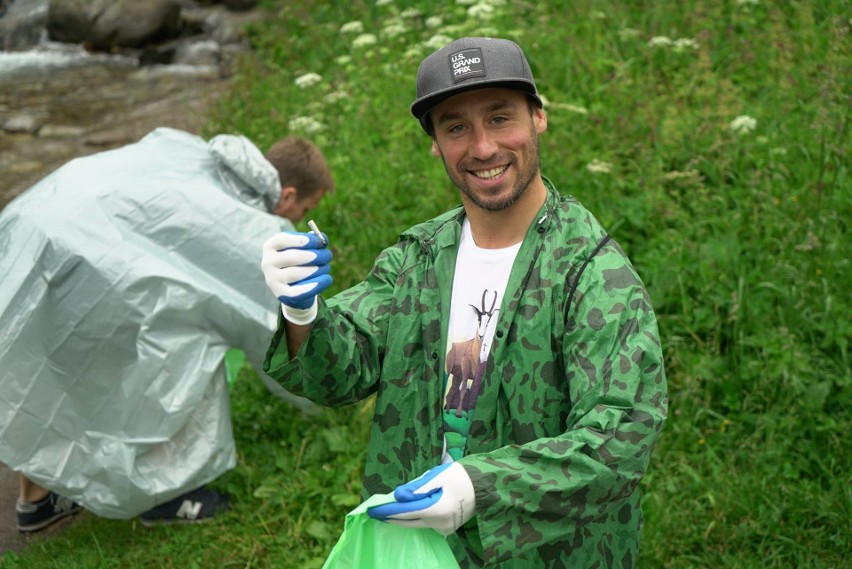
left=533, top=106, right=548, bottom=134
left=431, top=140, right=441, bottom=158
left=273, top=186, right=298, bottom=217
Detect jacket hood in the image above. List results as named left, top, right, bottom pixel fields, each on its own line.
left=208, top=134, right=280, bottom=213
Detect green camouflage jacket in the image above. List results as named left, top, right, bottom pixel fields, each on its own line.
left=264, top=180, right=668, bottom=568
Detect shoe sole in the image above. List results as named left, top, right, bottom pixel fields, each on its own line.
left=138, top=516, right=215, bottom=528
left=17, top=506, right=82, bottom=533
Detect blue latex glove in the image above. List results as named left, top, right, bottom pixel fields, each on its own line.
left=261, top=231, right=332, bottom=325
left=366, top=463, right=476, bottom=536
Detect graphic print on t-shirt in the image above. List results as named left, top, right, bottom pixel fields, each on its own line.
left=441, top=218, right=520, bottom=463
left=442, top=289, right=499, bottom=461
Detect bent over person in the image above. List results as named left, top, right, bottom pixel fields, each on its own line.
left=261, top=37, right=667, bottom=568
left=0, top=128, right=333, bottom=530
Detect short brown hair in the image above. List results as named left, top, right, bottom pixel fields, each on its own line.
left=265, top=137, right=334, bottom=199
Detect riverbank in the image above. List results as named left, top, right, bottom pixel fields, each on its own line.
left=0, top=53, right=232, bottom=211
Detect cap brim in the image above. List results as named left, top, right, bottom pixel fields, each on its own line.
left=411, top=79, right=542, bottom=120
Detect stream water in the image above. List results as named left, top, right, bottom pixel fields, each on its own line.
left=0, top=0, right=248, bottom=211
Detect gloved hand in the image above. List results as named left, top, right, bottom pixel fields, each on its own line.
left=261, top=231, right=332, bottom=325
left=366, top=462, right=475, bottom=536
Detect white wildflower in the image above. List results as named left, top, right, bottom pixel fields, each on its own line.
left=456, top=0, right=476, bottom=5
left=485, top=0, right=507, bottom=6
left=586, top=159, right=613, bottom=174
left=619, top=28, right=641, bottom=41
left=335, top=55, right=352, bottom=66
left=353, top=33, right=378, bottom=49
left=468, top=3, right=495, bottom=19
left=376, top=0, right=393, bottom=6
left=673, top=38, right=699, bottom=52
left=591, top=10, right=606, bottom=20
left=424, top=34, right=453, bottom=50
left=340, top=21, right=364, bottom=34
left=324, top=91, right=349, bottom=104
left=648, top=36, right=672, bottom=47
left=664, top=169, right=701, bottom=181
left=289, top=116, right=325, bottom=134
left=729, top=115, right=757, bottom=134
left=426, top=16, right=442, bottom=28
left=663, top=169, right=703, bottom=187
left=382, top=19, right=408, bottom=38
left=400, top=8, right=422, bottom=19
left=294, top=72, right=322, bottom=89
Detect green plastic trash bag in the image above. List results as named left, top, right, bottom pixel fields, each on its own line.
left=224, top=348, right=247, bottom=388
left=323, top=493, right=460, bottom=569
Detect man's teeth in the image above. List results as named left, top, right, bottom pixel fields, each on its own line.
left=473, top=166, right=506, bottom=179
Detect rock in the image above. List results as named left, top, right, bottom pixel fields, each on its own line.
left=3, top=114, right=42, bottom=134
left=46, top=0, right=98, bottom=44
left=92, top=0, right=181, bottom=49
left=7, top=160, right=44, bottom=174
left=83, top=128, right=136, bottom=147
left=174, top=40, right=220, bottom=67
left=178, top=4, right=208, bottom=36
left=207, top=7, right=263, bottom=45
left=0, top=0, right=49, bottom=50
left=47, top=0, right=182, bottom=49
left=38, top=124, right=87, bottom=137
left=139, top=41, right=178, bottom=66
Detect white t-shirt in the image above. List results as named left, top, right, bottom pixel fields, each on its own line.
left=441, top=218, right=521, bottom=462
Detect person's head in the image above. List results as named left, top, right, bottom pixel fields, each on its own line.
left=411, top=37, right=547, bottom=212
left=265, top=137, right=334, bottom=222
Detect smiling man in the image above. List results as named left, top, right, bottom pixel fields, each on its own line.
left=261, top=37, right=668, bottom=568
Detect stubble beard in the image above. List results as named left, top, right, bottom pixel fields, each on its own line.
left=442, top=134, right=540, bottom=213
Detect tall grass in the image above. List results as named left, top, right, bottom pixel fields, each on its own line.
left=3, top=1, right=848, bottom=567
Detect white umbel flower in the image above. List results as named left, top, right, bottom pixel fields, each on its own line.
left=294, top=73, right=322, bottom=89
left=730, top=115, right=758, bottom=134
left=340, top=21, right=364, bottom=34
left=353, top=34, right=378, bottom=48
left=587, top=159, right=613, bottom=174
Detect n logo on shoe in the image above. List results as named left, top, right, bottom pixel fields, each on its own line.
left=176, top=500, right=203, bottom=520
left=55, top=495, right=75, bottom=513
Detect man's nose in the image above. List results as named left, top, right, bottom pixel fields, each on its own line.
left=469, top=127, right=498, bottom=160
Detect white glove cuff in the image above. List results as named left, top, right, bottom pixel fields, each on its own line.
left=282, top=298, right=318, bottom=326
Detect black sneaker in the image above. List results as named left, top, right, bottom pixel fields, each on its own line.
left=138, top=486, right=230, bottom=527
left=16, top=491, right=82, bottom=532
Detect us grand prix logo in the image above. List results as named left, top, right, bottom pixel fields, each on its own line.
left=449, top=48, right=485, bottom=82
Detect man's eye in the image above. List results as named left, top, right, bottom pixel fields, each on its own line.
left=492, top=116, right=508, bottom=124
left=448, top=124, right=466, bottom=134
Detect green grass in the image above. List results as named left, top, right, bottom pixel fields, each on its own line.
left=4, top=0, right=849, bottom=567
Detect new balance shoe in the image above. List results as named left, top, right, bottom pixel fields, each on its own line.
left=16, top=491, right=82, bottom=532
left=138, top=486, right=230, bottom=527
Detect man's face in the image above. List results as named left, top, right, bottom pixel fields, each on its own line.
left=429, top=88, right=547, bottom=212
left=275, top=188, right=325, bottom=223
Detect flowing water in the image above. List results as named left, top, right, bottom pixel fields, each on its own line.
left=0, top=0, right=251, bottom=210
left=0, top=43, right=231, bottom=210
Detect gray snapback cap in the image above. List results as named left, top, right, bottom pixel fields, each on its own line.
left=411, top=37, right=542, bottom=131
